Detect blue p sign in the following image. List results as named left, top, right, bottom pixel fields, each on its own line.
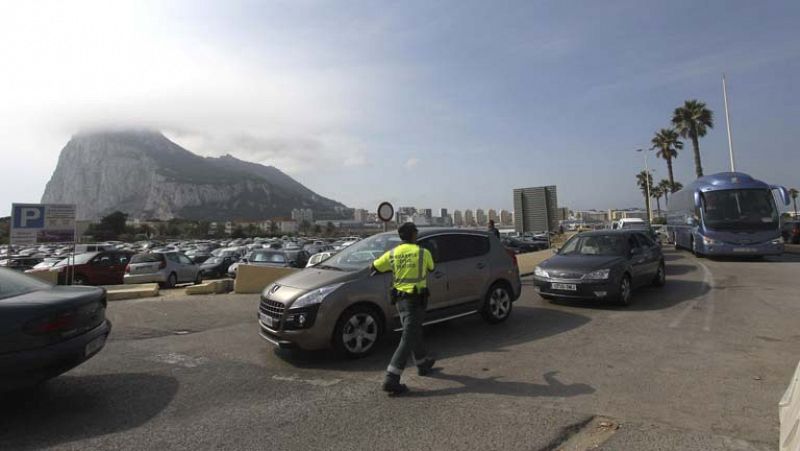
left=12, top=205, right=45, bottom=229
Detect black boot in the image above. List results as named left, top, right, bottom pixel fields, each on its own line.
left=417, top=358, right=437, bottom=376
left=382, top=373, right=408, bottom=395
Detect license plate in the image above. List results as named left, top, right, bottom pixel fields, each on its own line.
left=551, top=283, right=577, bottom=291
left=260, top=312, right=275, bottom=328
left=732, top=247, right=756, bottom=253
left=84, top=335, right=106, bottom=357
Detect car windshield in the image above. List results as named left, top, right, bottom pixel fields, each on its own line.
left=53, top=252, right=97, bottom=267
left=131, top=253, right=164, bottom=263
left=702, top=189, right=778, bottom=231
left=621, top=222, right=648, bottom=230
left=558, top=235, right=627, bottom=256
left=250, top=251, right=286, bottom=263
left=205, top=257, right=224, bottom=264
left=322, top=233, right=402, bottom=271
left=0, top=267, right=52, bottom=300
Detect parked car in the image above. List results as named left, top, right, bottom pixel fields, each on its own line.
left=0, top=268, right=111, bottom=390
left=199, top=255, right=237, bottom=278
left=25, top=257, right=64, bottom=273
left=533, top=230, right=665, bottom=306
left=124, top=252, right=203, bottom=288
left=228, top=250, right=308, bottom=278
left=36, top=251, right=134, bottom=286
left=0, top=257, right=44, bottom=272
left=501, top=237, right=548, bottom=254
left=306, top=251, right=336, bottom=268
left=781, top=221, right=800, bottom=244
left=257, top=228, right=521, bottom=358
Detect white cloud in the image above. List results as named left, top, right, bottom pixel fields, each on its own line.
left=404, top=157, right=420, bottom=169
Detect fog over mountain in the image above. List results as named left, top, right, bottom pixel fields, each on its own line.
left=41, top=130, right=347, bottom=221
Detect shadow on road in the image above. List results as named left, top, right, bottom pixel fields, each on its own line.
left=665, top=263, right=697, bottom=276
left=546, top=278, right=709, bottom=312
left=0, top=373, right=178, bottom=450
left=278, top=306, right=591, bottom=372
left=407, top=370, right=594, bottom=398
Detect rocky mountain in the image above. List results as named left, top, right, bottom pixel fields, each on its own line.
left=41, top=130, right=347, bottom=221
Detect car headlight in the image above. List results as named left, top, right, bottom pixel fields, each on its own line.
left=534, top=266, right=549, bottom=278
left=582, top=269, right=610, bottom=280
left=770, top=238, right=783, bottom=245
left=702, top=237, right=717, bottom=245
left=293, top=283, right=345, bottom=308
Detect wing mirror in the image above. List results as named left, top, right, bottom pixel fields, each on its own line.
left=630, top=247, right=644, bottom=257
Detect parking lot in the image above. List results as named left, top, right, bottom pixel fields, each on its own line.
left=1, top=248, right=798, bottom=451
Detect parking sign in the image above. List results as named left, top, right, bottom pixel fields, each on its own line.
left=10, top=203, right=76, bottom=245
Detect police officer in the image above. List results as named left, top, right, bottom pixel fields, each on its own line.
left=372, top=222, right=436, bottom=395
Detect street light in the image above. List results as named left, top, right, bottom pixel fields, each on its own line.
left=636, top=148, right=654, bottom=223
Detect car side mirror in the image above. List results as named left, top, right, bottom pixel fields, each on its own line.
left=630, top=247, right=643, bottom=257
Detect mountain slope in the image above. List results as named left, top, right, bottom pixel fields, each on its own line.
left=41, top=130, right=347, bottom=221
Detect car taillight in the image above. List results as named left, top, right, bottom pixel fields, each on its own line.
left=125, top=265, right=130, bottom=273
left=506, top=248, right=518, bottom=267
left=24, top=311, right=77, bottom=335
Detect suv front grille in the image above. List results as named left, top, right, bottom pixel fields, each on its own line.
left=259, top=299, right=286, bottom=319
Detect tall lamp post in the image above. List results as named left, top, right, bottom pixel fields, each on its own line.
left=636, top=148, right=653, bottom=224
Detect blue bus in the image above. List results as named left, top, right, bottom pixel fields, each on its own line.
left=666, top=172, right=790, bottom=257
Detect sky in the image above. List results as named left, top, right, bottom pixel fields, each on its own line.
left=1, top=0, right=799, bottom=217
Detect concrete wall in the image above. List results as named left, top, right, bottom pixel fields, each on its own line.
left=516, top=250, right=553, bottom=276
left=780, top=360, right=800, bottom=451
left=27, top=270, right=59, bottom=284
left=234, top=265, right=299, bottom=294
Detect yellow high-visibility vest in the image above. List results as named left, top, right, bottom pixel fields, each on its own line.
left=373, top=243, right=435, bottom=294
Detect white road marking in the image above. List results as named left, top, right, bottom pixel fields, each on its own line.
left=148, top=352, right=209, bottom=368
left=669, top=258, right=715, bottom=330
left=272, top=374, right=342, bottom=387
left=699, top=261, right=715, bottom=332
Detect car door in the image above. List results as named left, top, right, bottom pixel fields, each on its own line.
left=108, top=252, right=130, bottom=284
left=634, top=233, right=660, bottom=278
left=417, top=236, right=449, bottom=311
left=177, top=253, right=195, bottom=282
left=626, top=234, right=649, bottom=287
left=91, top=252, right=117, bottom=285
left=437, top=234, right=491, bottom=308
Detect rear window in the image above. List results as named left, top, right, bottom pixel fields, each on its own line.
left=131, top=253, right=165, bottom=264
left=0, top=267, right=51, bottom=300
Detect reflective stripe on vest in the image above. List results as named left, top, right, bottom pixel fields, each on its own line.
left=391, top=245, right=427, bottom=284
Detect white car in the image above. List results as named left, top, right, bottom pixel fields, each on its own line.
left=306, top=251, right=335, bottom=268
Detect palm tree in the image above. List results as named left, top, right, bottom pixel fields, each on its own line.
left=672, top=99, right=714, bottom=178
left=636, top=170, right=654, bottom=217
left=672, top=181, right=684, bottom=192
left=651, top=185, right=664, bottom=216
left=658, top=179, right=673, bottom=204
left=650, top=128, right=683, bottom=190
left=791, top=188, right=799, bottom=218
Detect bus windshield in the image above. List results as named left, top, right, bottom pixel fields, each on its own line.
left=701, top=189, right=778, bottom=231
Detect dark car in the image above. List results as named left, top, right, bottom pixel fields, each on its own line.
left=501, top=237, right=548, bottom=254
left=0, top=257, right=44, bottom=272
left=0, top=268, right=111, bottom=390
left=782, top=221, right=800, bottom=244
left=532, top=230, right=665, bottom=306
left=199, top=256, right=237, bottom=278
left=30, top=251, right=133, bottom=286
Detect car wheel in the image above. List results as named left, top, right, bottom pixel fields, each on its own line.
left=165, top=272, right=177, bottom=289
left=333, top=305, right=383, bottom=359
left=194, top=271, right=203, bottom=285
left=616, top=274, right=633, bottom=306
left=652, top=262, right=666, bottom=287
left=481, top=283, right=513, bottom=324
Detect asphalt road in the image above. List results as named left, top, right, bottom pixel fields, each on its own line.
left=1, top=249, right=798, bottom=450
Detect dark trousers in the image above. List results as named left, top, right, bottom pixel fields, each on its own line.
left=387, top=296, right=428, bottom=375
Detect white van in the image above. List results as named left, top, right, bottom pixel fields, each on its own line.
left=612, top=218, right=649, bottom=230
